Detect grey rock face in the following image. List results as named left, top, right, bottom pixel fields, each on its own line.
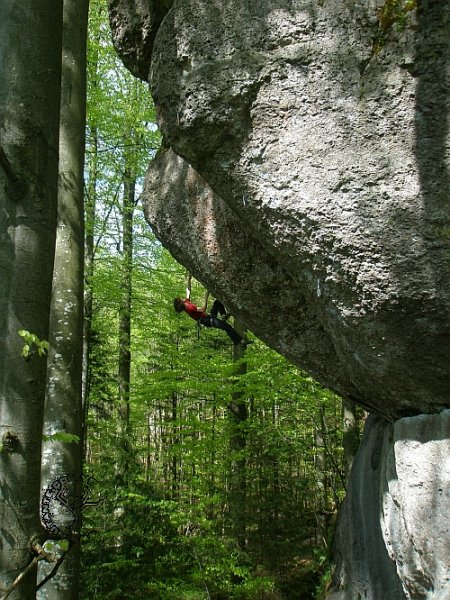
left=108, top=0, right=173, bottom=80
left=329, top=411, right=450, bottom=600
left=140, top=0, right=450, bottom=419
left=144, top=148, right=348, bottom=397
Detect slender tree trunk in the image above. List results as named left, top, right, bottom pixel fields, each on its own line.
left=0, top=1, right=63, bottom=596
left=82, top=127, right=97, bottom=460
left=210, top=399, right=217, bottom=492
left=228, top=321, right=248, bottom=547
left=37, top=0, right=88, bottom=597
left=315, top=403, right=328, bottom=545
left=271, top=400, right=281, bottom=525
left=117, top=169, right=135, bottom=486
left=82, top=4, right=101, bottom=457
left=146, top=413, right=153, bottom=482
left=170, top=391, right=179, bottom=497
left=342, top=399, right=360, bottom=481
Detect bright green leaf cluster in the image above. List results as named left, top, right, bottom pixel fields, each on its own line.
left=43, top=539, right=70, bottom=553
left=42, top=431, right=80, bottom=444
left=18, top=329, right=49, bottom=359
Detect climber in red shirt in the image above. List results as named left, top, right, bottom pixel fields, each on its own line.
left=180, top=298, right=208, bottom=321
left=173, top=295, right=252, bottom=346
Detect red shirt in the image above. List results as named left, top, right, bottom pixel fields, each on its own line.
left=183, top=299, right=207, bottom=321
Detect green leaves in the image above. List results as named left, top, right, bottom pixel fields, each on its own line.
left=43, top=539, right=70, bottom=553
left=42, top=431, right=80, bottom=444
left=18, top=329, right=49, bottom=359
left=80, top=2, right=355, bottom=597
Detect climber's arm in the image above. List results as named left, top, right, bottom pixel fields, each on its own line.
left=199, top=291, right=210, bottom=313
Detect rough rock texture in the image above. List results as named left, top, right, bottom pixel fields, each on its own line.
left=111, top=0, right=450, bottom=420
left=108, top=0, right=173, bottom=80
left=144, top=148, right=342, bottom=392
left=329, top=411, right=450, bottom=600
left=108, top=1, right=450, bottom=598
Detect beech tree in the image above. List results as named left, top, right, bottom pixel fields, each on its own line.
left=117, top=166, right=135, bottom=486
left=0, top=0, right=63, bottom=597
left=38, top=0, right=89, bottom=597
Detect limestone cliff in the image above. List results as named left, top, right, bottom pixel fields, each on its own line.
left=329, top=411, right=450, bottom=600
left=108, top=1, right=450, bottom=598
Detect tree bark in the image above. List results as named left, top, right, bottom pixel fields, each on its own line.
left=0, top=0, right=63, bottom=596
left=228, top=321, right=248, bottom=547
left=82, top=126, right=97, bottom=460
left=37, top=0, right=88, bottom=597
left=170, top=391, right=178, bottom=497
left=342, top=399, right=360, bottom=481
left=82, top=0, right=102, bottom=457
left=315, top=403, right=328, bottom=545
left=117, top=169, right=135, bottom=486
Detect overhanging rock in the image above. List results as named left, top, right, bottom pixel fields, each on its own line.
left=109, top=1, right=450, bottom=598
left=113, top=0, right=450, bottom=420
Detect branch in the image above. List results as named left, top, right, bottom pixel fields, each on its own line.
left=0, top=541, right=58, bottom=600
left=0, top=557, right=39, bottom=600
left=36, top=540, right=74, bottom=592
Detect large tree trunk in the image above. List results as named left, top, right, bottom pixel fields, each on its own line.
left=37, top=0, right=88, bottom=596
left=0, top=0, right=63, bottom=597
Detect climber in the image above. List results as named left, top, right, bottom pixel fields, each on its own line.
left=173, top=293, right=252, bottom=347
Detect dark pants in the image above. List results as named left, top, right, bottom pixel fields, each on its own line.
left=199, top=301, right=242, bottom=345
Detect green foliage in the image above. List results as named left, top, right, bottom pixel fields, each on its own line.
left=42, top=431, right=80, bottom=444
left=314, top=568, right=332, bottom=600
left=378, top=0, right=416, bottom=30
left=43, top=539, right=70, bottom=553
left=373, top=0, right=417, bottom=54
left=81, top=1, right=358, bottom=598
left=81, top=481, right=183, bottom=599
left=18, top=329, right=49, bottom=359
left=82, top=242, right=352, bottom=598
